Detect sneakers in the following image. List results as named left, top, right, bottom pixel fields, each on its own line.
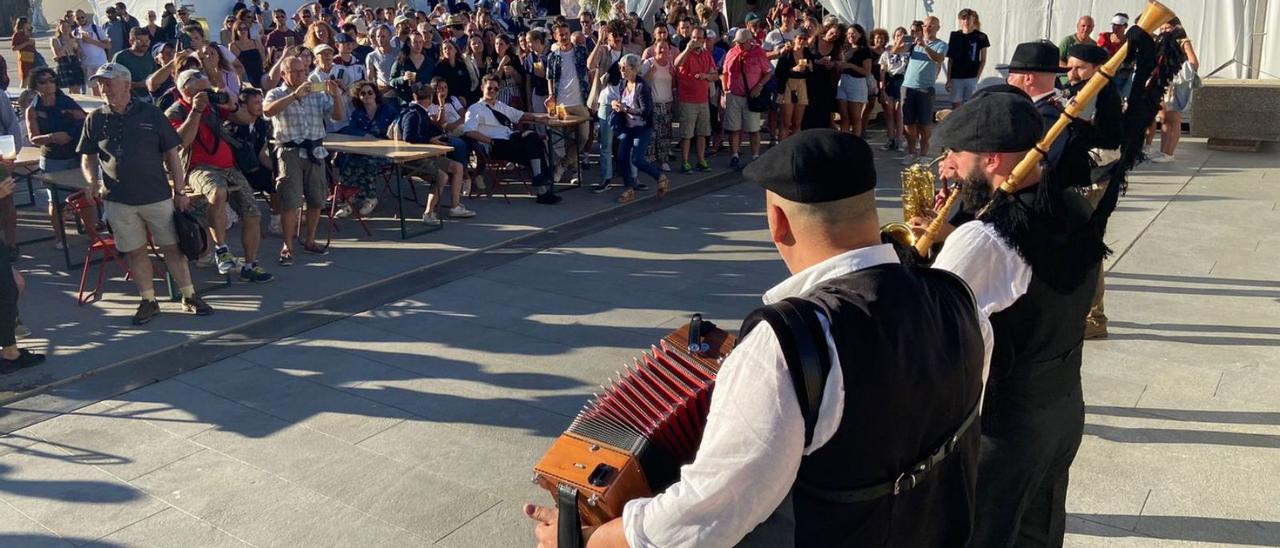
left=1148, top=152, right=1175, bottom=163
left=214, top=246, right=236, bottom=275
left=660, top=162, right=671, bottom=172
left=449, top=204, right=477, bottom=218
left=728, top=156, right=741, bottom=170
left=196, top=252, right=215, bottom=269
left=182, top=294, right=214, bottom=316
left=333, top=203, right=353, bottom=219
left=301, top=241, right=328, bottom=255
left=268, top=215, right=283, bottom=236
left=535, top=193, right=563, bottom=205
left=0, top=349, right=46, bottom=372
left=14, top=321, right=30, bottom=340
left=422, top=212, right=442, bottom=226
left=358, top=198, right=378, bottom=217
left=696, top=160, right=711, bottom=172
left=591, top=181, right=611, bottom=193
left=881, top=138, right=898, bottom=151
left=240, top=263, right=275, bottom=283
left=132, top=299, right=161, bottom=325
left=680, top=162, right=694, bottom=174
left=634, top=183, right=649, bottom=192
left=901, top=153, right=918, bottom=166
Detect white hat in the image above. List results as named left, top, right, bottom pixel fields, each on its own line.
left=733, top=28, right=752, bottom=44
left=312, top=43, right=336, bottom=54
left=1111, top=14, right=1129, bottom=25
left=89, top=62, right=133, bottom=82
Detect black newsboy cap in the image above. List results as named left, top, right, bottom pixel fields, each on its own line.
left=934, top=89, right=1044, bottom=153
left=1067, top=43, right=1109, bottom=66
left=747, top=129, right=876, bottom=203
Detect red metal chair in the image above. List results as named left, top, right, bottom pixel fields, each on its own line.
left=327, top=183, right=373, bottom=237
left=66, top=190, right=132, bottom=306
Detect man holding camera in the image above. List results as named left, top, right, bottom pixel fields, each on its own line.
left=893, top=16, right=948, bottom=166
left=167, top=69, right=274, bottom=283
left=264, top=56, right=346, bottom=264
left=674, top=26, right=716, bottom=173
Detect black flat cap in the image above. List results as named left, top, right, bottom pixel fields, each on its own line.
left=934, top=89, right=1044, bottom=153
left=997, top=40, right=1068, bottom=73
left=1067, top=43, right=1109, bottom=65
left=747, top=129, right=876, bottom=203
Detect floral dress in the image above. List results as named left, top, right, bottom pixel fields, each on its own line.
left=336, top=101, right=400, bottom=205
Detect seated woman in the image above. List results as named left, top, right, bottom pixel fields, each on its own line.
left=23, top=67, right=94, bottom=251
left=426, top=77, right=477, bottom=192
left=335, top=80, right=399, bottom=218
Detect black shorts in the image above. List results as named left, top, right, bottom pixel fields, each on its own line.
left=903, top=86, right=936, bottom=127
left=244, top=166, right=276, bottom=194
left=885, top=74, right=905, bottom=100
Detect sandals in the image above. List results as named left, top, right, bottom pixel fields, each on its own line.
left=657, top=175, right=670, bottom=197
left=616, top=189, right=636, bottom=204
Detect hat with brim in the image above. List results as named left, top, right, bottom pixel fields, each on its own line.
left=934, top=88, right=1043, bottom=153
left=89, top=63, right=132, bottom=82
left=733, top=28, right=752, bottom=44
left=313, top=44, right=335, bottom=54
left=996, top=41, right=1067, bottom=74
left=446, top=14, right=464, bottom=26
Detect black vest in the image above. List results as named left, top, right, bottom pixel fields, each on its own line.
left=741, top=263, right=986, bottom=547
left=983, top=193, right=1100, bottom=430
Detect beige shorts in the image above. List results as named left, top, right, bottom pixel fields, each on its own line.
left=723, top=94, right=763, bottom=133
left=781, top=78, right=809, bottom=106
left=188, top=166, right=262, bottom=218
left=276, top=148, right=329, bottom=210
left=678, top=102, right=711, bottom=139
left=104, top=199, right=177, bottom=253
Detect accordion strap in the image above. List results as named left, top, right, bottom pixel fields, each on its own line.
left=557, top=484, right=583, bottom=548
left=741, top=297, right=832, bottom=447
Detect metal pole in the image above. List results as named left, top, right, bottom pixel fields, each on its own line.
left=1250, top=0, right=1270, bottom=79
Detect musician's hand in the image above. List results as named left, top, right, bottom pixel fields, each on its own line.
left=524, top=504, right=558, bottom=548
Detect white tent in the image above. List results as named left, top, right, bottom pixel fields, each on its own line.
left=38, top=0, right=314, bottom=28
left=868, top=0, right=1276, bottom=81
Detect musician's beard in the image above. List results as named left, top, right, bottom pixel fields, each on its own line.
left=957, top=168, right=994, bottom=213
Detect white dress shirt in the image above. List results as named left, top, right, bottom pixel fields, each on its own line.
left=932, top=221, right=1033, bottom=318
left=463, top=100, right=525, bottom=140
left=622, top=244, right=994, bottom=548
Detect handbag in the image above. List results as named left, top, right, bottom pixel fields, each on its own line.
left=172, top=208, right=207, bottom=261
left=740, top=57, right=774, bottom=113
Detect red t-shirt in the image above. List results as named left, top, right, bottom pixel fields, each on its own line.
left=1096, top=32, right=1125, bottom=56
left=675, top=49, right=715, bottom=104
left=169, top=98, right=235, bottom=169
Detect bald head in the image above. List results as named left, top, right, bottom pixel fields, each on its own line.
left=766, top=190, right=882, bottom=275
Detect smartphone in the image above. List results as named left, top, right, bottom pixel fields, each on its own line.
left=310, top=81, right=326, bottom=92
left=285, top=36, right=296, bottom=47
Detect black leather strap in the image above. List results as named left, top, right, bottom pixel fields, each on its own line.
left=751, top=297, right=831, bottom=447
left=556, top=484, right=583, bottom=548
left=795, top=402, right=981, bottom=503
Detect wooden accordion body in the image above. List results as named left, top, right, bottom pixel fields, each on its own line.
left=533, top=319, right=736, bottom=526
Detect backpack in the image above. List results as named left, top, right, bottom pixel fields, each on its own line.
left=172, top=208, right=207, bottom=261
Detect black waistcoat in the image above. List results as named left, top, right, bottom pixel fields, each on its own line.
left=740, top=263, right=986, bottom=547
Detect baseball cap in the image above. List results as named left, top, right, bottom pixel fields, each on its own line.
left=313, top=44, right=335, bottom=54
left=89, top=63, right=132, bottom=82
left=176, top=69, right=207, bottom=91
left=733, top=28, right=752, bottom=44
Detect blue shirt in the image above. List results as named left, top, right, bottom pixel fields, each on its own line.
left=902, top=38, right=948, bottom=90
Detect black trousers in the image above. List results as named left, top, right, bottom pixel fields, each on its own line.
left=492, top=131, right=549, bottom=185
left=972, top=385, right=1085, bottom=547
left=0, top=246, right=17, bottom=348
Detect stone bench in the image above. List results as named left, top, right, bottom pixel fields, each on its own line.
left=1190, top=79, right=1280, bottom=151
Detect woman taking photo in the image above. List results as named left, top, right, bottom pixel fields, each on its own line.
left=23, top=67, right=92, bottom=251
left=389, top=32, right=436, bottom=101
left=610, top=54, right=669, bottom=204
left=879, top=27, right=909, bottom=151
left=230, top=22, right=267, bottom=88
left=197, top=43, right=243, bottom=97
left=803, top=22, right=841, bottom=130
left=776, top=31, right=811, bottom=140
left=50, top=19, right=84, bottom=93
left=335, top=81, right=399, bottom=218
left=837, top=24, right=872, bottom=136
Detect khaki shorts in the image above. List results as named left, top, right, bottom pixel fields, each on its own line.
left=723, top=94, right=763, bottom=133
left=276, top=148, right=329, bottom=210
left=678, top=102, right=711, bottom=139
left=405, top=156, right=452, bottom=180
left=781, top=78, right=809, bottom=106
left=187, top=166, right=262, bottom=219
left=104, top=199, right=177, bottom=253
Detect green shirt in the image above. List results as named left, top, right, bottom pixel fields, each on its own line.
left=1057, top=34, right=1089, bottom=62
left=111, top=49, right=157, bottom=96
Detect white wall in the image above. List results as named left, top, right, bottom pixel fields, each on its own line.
left=870, top=0, right=1274, bottom=81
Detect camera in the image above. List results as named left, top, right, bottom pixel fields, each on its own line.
left=205, top=90, right=230, bottom=105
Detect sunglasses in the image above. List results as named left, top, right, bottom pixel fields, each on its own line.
left=359, top=89, right=376, bottom=96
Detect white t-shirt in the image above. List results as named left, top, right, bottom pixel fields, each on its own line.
left=77, top=24, right=109, bottom=66
left=427, top=96, right=466, bottom=136
left=555, top=48, right=583, bottom=107
left=642, top=58, right=674, bottom=103
left=762, top=28, right=799, bottom=67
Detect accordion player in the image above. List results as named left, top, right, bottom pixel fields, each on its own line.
left=526, top=130, right=992, bottom=548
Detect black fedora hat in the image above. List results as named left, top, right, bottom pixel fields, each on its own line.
left=997, top=40, right=1067, bottom=74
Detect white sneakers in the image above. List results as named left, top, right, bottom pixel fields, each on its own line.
left=901, top=153, right=919, bottom=166
left=358, top=198, right=378, bottom=217
left=1148, top=151, right=1175, bottom=163
left=449, top=205, right=476, bottom=218
left=422, top=212, right=442, bottom=226
left=333, top=203, right=352, bottom=219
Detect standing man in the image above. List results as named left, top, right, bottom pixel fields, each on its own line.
left=167, top=70, right=274, bottom=283
left=1097, top=13, right=1134, bottom=98
left=365, top=25, right=398, bottom=92
left=1058, top=16, right=1095, bottom=66
left=674, top=26, right=715, bottom=174
left=158, top=3, right=179, bottom=44
left=526, top=130, right=991, bottom=547
left=76, top=10, right=112, bottom=95
left=929, top=89, right=1102, bottom=547
left=77, top=64, right=214, bottom=324
left=263, top=56, right=346, bottom=264
left=265, top=9, right=303, bottom=65
left=894, top=16, right=947, bottom=165
left=540, top=20, right=589, bottom=186
left=945, top=8, right=988, bottom=108
left=111, top=28, right=156, bottom=100
left=105, top=7, right=129, bottom=55
left=721, top=28, right=771, bottom=169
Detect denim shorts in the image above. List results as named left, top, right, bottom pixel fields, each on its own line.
left=837, top=74, right=869, bottom=103
left=949, top=77, right=978, bottom=104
